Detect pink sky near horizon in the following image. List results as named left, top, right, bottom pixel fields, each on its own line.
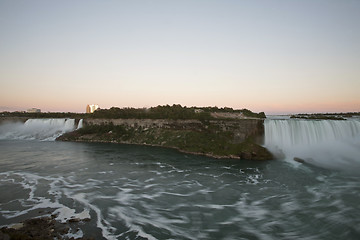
left=2, top=95, right=358, bottom=115
left=1, top=1, right=359, bottom=115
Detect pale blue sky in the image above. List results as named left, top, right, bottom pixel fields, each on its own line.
left=1, top=0, right=359, bottom=114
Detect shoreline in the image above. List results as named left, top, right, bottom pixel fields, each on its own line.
left=57, top=135, right=273, bottom=161
left=57, top=138, right=244, bottom=160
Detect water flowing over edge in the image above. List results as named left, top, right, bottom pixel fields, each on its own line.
left=1, top=119, right=360, bottom=239
left=264, top=118, right=360, bottom=172
left=2, top=117, right=360, bottom=172
left=0, top=118, right=83, bottom=141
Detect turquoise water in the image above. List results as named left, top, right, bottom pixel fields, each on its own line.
left=1, top=140, right=359, bottom=239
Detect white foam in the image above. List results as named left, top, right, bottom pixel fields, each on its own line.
left=264, top=119, right=360, bottom=171
left=0, top=172, right=90, bottom=226
left=0, top=118, right=76, bottom=141
left=54, top=207, right=90, bottom=223
left=64, top=228, right=84, bottom=239
left=109, top=206, right=174, bottom=240
left=64, top=192, right=117, bottom=240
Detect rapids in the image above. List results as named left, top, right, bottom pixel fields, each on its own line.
left=0, top=118, right=359, bottom=239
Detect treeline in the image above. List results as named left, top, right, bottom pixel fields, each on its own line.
left=290, top=115, right=346, bottom=120
left=0, top=111, right=86, bottom=119
left=199, top=106, right=266, bottom=118
left=293, top=112, right=360, bottom=116
left=291, top=112, right=360, bottom=120
left=91, top=105, right=212, bottom=120
left=1, top=105, right=266, bottom=120
left=90, top=105, right=266, bottom=119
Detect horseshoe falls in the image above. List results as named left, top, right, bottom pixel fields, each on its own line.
left=264, top=118, right=360, bottom=172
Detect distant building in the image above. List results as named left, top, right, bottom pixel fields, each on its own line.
left=27, top=108, right=41, bottom=113
left=86, top=104, right=99, bottom=113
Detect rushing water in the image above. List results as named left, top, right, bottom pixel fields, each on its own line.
left=264, top=118, right=360, bottom=172
left=0, top=118, right=79, bottom=141
left=0, top=119, right=360, bottom=239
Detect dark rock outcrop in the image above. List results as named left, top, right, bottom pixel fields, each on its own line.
left=0, top=215, right=94, bottom=240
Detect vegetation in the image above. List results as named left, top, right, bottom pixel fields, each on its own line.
left=90, top=105, right=266, bottom=119
left=90, top=105, right=211, bottom=120
left=1, top=104, right=266, bottom=120
left=317, top=112, right=360, bottom=117
left=0, top=111, right=86, bottom=119
left=76, top=123, right=135, bottom=141
left=290, top=112, right=360, bottom=120
left=290, top=114, right=347, bottom=120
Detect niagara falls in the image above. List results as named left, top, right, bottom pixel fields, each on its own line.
left=1, top=0, right=360, bottom=239
left=0, top=114, right=360, bottom=239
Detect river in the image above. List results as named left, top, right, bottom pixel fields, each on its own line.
left=0, top=118, right=359, bottom=239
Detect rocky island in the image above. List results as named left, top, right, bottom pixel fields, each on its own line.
left=57, top=105, right=273, bottom=160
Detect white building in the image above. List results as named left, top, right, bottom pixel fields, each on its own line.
left=27, top=108, right=41, bottom=113
left=86, top=104, right=99, bottom=113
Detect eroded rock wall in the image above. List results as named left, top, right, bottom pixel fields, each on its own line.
left=83, top=118, right=264, bottom=143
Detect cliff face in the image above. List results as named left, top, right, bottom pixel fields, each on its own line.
left=58, top=118, right=272, bottom=160
left=83, top=118, right=263, bottom=143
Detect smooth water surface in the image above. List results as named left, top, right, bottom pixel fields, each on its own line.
left=1, top=140, right=359, bottom=239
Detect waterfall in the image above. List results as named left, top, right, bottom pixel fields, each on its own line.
left=264, top=118, right=360, bottom=171
left=77, top=119, right=83, bottom=129
left=0, top=118, right=78, bottom=141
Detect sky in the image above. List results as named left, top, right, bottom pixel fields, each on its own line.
left=0, top=0, right=359, bottom=114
